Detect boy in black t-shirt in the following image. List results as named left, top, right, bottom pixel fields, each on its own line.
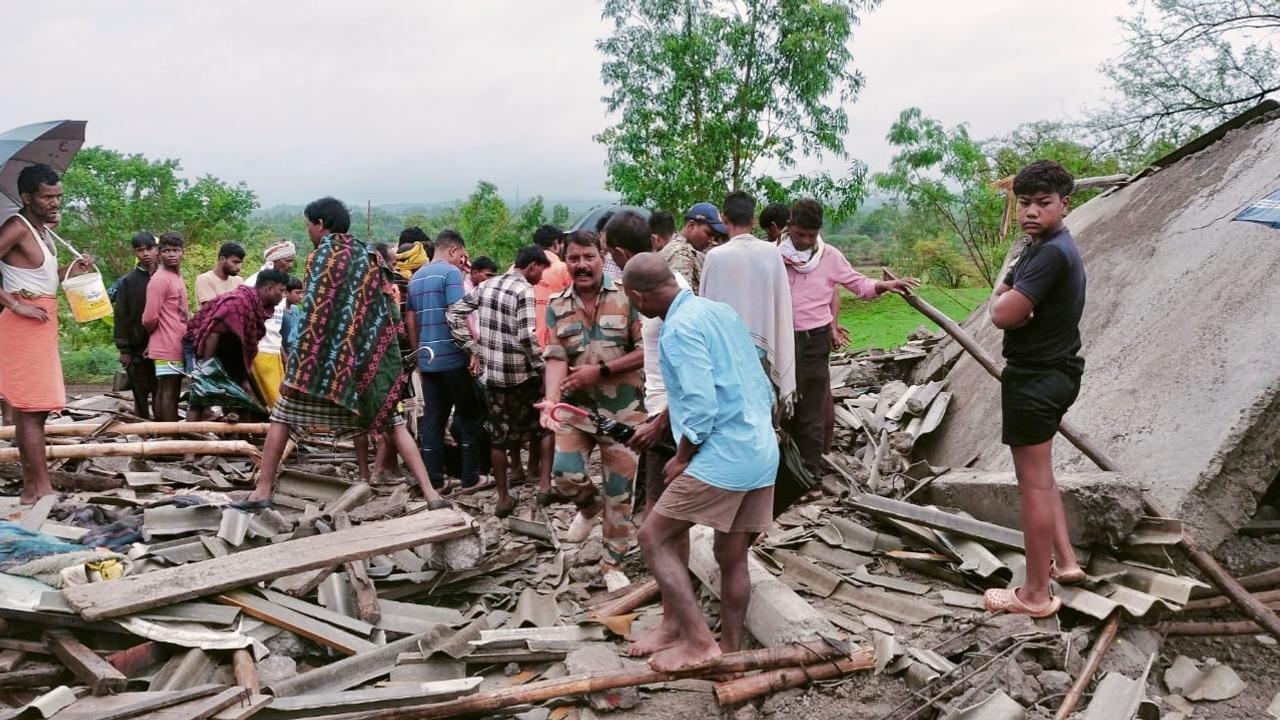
left=984, top=160, right=1087, bottom=618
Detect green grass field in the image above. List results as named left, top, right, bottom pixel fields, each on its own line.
left=838, top=286, right=991, bottom=351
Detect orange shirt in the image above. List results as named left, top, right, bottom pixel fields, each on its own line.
left=533, top=251, right=571, bottom=346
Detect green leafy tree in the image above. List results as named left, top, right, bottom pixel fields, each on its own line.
left=59, top=147, right=258, bottom=279
left=875, top=108, right=1005, bottom=286
left=1092, top=0, right=1280, bottom=154
left=512, top=195, right=548, bottom=245
left=551, top=203, right=572, bottom=228
left=596, top=0, right=877, bottom=220
left=458, top=181, right=519, bottom=264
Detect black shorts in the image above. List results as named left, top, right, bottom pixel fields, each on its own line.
left=642, top=426, right=678, bottom=510
left=1001, top=362, right=1082, bottom=447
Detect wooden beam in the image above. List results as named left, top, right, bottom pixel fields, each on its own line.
left=44, top=630, right=127, bottom=695
left=232, top=649, right=259, bottom=695
left=334, top=512, right=382, bottom=623
left=0, top=650, right=24, bottom=672
left=0, top=440, right=259, bottom=462
left=713, top=648, right=875, bottom=705
left=325, top=642, right=858, bottom=720
left=62, top=509, right=475, bottom=620
left=0, top=421, right=270, bottom=439
left=218, top=591, right=378, bottom=655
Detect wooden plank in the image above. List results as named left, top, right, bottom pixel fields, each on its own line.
left=0, top=649, right=24, bottom=672
left=217, top=591, right=379, bottom=655
left=258, top=589, right=376, bottom=636
left=44, top=630, right=127, bottom=695
left=50, top=686, right=224, bottom=720
left=233, top=649, right=259, bottom=695
left=334, top=513, right=382, bottom=623
left=62, top=509, right=474, bottom=620
left=19, top=495, right=57, bottom=530
left=146, top=688, right=249, bottom=720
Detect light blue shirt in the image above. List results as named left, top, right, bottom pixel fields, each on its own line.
left=659, top=289, right=778, bottom=491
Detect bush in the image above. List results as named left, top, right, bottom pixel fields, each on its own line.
left=61, top=345, right=119, bottom=383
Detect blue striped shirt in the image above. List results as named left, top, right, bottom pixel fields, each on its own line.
left=408, top=261, right=466, bottom=372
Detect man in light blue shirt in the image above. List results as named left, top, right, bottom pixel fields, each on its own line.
left=620, top=253, right=778, bottom=674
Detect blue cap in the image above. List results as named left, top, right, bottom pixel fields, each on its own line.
left=685, top=203, right=727, bottom=235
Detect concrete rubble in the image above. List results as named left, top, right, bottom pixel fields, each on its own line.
left=6, top=108, right=1280, bottom=719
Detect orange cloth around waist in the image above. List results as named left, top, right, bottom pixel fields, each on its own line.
left=0, top=296, right=65, bottom=412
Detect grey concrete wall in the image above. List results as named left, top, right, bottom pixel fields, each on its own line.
left=918, top=113, right=1280, bottom=550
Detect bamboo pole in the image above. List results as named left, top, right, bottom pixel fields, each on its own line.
left=1191, top=565, right=1280, bottom=599
left=0, top=422, right=270, bottom=440
left=713, top=648, right=875, bottom=706
left=1053, top=612, right=1120, bottom=720
left=326, top=641, right=856, bottom=720
left=1182, top=588, right=1280, bottom=612
left=591, top=578, right=660, bottom=619
left=0, top=440, right=259, bottom=462
left=882, top=269, right=1280, bottom=644
left=1159, top=619, right=1267, bottom=636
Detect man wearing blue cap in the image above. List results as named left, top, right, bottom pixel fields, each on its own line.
left=658, top=203, right=722, bottom=292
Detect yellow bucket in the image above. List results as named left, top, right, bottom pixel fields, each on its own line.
left=62, top=264, right=113, bottom=323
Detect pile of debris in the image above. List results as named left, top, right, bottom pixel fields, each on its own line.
left=0, top=315, right=1278, bottom=719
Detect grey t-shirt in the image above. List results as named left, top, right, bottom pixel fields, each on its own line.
left=1001, top=227, right=1086, bottom=367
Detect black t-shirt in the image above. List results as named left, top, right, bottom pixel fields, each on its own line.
left=1001, top=227, right=1086, bottom=367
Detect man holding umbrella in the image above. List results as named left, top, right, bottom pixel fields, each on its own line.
left=0, top=163, right=94, bottom=503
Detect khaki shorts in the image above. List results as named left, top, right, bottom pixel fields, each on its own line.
left=653, top=474, right=773, bottom=534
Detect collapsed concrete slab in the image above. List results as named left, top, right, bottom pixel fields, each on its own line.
left=920, top=470, right=1146, bottom=547
left=918, top=104, right=1280, bottom=551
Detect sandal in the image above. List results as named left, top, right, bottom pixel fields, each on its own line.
left=427, top=498, right=452, bottom=511
left=983, top=587, right=1061, bottom=618
left=1051, top=562, right=1087, bottom=585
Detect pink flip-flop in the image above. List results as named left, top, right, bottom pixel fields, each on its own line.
left=983, top=587, right=1061, bottom=618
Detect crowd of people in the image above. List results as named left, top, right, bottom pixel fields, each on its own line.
left=0, top=157, right=1088, bottom=670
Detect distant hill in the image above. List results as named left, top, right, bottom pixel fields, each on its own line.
left=252, top=197, right=615, bottom=221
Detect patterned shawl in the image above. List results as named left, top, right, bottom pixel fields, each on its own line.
left=284, top=233, right=405, bottom=429
left=187, top=284, right=271, bottom=373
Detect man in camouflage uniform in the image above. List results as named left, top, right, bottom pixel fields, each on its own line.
left=539, top=229, right=646, bottom=590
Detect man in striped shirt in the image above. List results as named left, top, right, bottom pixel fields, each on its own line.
left=448, top=245, right=551, bottom=517
left=409, top=230, right=484, bottom=490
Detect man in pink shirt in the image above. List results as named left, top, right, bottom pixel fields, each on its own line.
left=142, top=232, right=190, bottom=422
left=779, top=199, right=918, bottom=476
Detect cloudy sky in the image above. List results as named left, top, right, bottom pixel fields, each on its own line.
left=4, top=1, right=1129, bottom=207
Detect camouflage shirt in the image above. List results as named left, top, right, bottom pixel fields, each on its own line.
left=659, top=235, right=703, bottom=292
left=544, top=274, right=645, bottom=417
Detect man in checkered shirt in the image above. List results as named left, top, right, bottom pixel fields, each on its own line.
left=448, top=245, right=551, bottom=518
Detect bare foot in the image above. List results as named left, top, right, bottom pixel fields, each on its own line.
left=19, top=485, right=56, bottom=505
left=624, top=620, right=679, bottom=658
left=649, top=640, right=722, bottom=673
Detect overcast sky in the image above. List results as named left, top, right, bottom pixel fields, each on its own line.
left=3, top=1, right=1129, bottom=207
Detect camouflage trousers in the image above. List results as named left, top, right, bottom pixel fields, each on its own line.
left=552, top=426, right=638, bottom=568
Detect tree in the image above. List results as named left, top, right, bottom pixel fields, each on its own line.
left=875, top=108, right=1006, bottom=286
left=551, top=203, right=572, bottom=228
left=596, top=0, right=877, bottom=220
left=457, top=181, right=519, bottom=264
left=1092, top=0, right=1280, bottom=154
left=512, top=195, right=548, bottom=244
left=59, top=147, right=258, bottom=279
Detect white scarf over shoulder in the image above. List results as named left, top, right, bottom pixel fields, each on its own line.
left=699, top=234, right=797, bottom=412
